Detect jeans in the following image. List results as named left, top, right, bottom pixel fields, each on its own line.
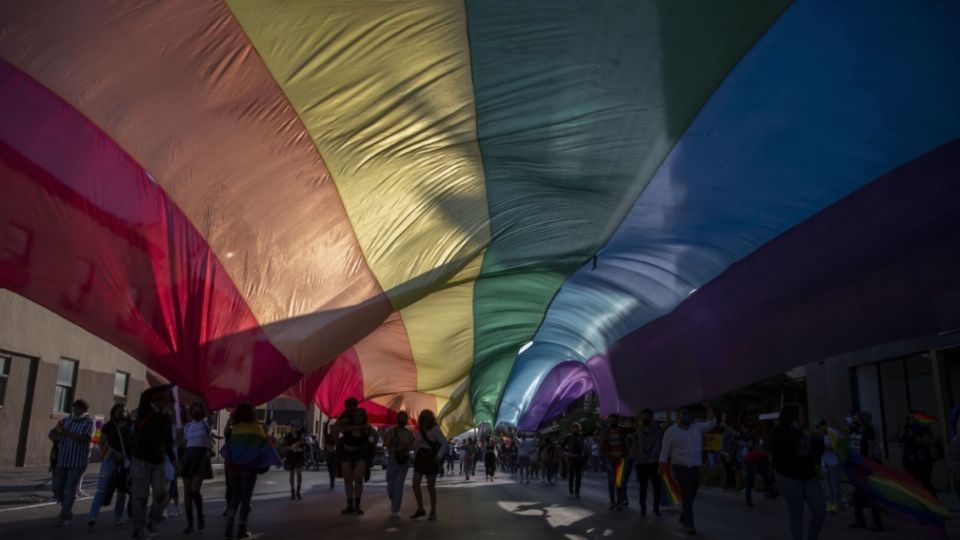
left=227, top=469, right=258, bottom=522
left=635, top=462, right=661, bottom=511
left=52, top=466, right=86, bottom=520
left=672, top=465, right=700, bottom=528
left=385, top=455, right=410, bottom=514
left=776, top=474, right=826, bottom=540
left=744, top=463, right=773, bottom=504
left=823, top=464, right=841, bottom=507
left=130, top=459, right=167, bottom=530
left=567, top=458, right=582, bottom=495
left=605, top=458, right=627, bottom=505
left=89, top=458, right=127, bottom=521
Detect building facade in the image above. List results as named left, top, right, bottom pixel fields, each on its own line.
left=806, top=333, right=960, bottom=492
left=0, top=289, right=147, bottom=467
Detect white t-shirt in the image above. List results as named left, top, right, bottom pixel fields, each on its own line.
left=184, top=420, right=210, bottom=448
left=659, top=419, right=717, bottom=467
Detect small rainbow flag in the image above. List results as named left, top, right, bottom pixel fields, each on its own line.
left=660, top=464, right=682, bottom=507
left=911, top=411, right=937, bottom=425
left=220, top=422, right=283, bottom=470
left=614, top=459, right=627, bottom=488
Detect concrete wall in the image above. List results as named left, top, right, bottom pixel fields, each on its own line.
left=0, top=290, right=146, bottom=467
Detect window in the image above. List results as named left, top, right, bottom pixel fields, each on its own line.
left=0, top=354, right=9, bottom=406
left=53, top=358, right=78, bottom=413
left=113, top=371, right=129, bottom=403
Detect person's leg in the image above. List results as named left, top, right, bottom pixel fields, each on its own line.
left=52, top=466, right=67, bottom=508
left=130, top=460, right=150, bottom=532
left=777, top=474, right=804, bottom=540
left=744, top=464, right=755, bottom=505
left=427, top=474, right=438, bottom=518
left=636, top=463, right=650, bottom=512
left=88, top=459, right=115, bottom=521
left=341, top=461, right=355, bottom=512
left=183, top=477, right=195, bottom=530
left=327, top=453, right=336, bottom=488
left=114, top=489, right=128, bottom=523
left=192, top=477, right=205, bottom=529
left=574, top=459, right=583, bottom=495
left=393, top=462, right=409, bottom=514
left=803, top=477, right=826, bottom=540
left=687, top=466, right=700, bottom=528
left=650, top=464, right=661, bottom=513
left=605, top=461, right=616, bottom=507
left=827, top=465, right=840, bottom=509
left=236, top=470, right=257, bottom=537
left=148, top=463, right=169, bottom=527
left=412, top=472, right=425, bottom=515
left=60, top=467, right=84, bottom=521
left=354, top=461, right=367, bottom=513
left=386, top=456, right=397, bottom=504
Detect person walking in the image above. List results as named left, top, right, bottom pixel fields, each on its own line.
left=659, top=404, right=716, bottom=535
left=129, top=385, right=177, bottom=539
left=817, top=419, right=842, bottom=513
left=517, top=434, right=535, bottom=484
left=220, top=403, right=281, bottom=539
left=383, top=411, right=414, bottom=519
left=847, top=411, right=883, bottom=531
left=324, top=421, right=338, bottom=489
left=339, top=407, right=378, bottom=515
left=446, top=439, right=456, bottom=475
left=411, top=409, right=448, bottom=521
left=600, top=413, right=630, bottom=511
left=484, top=436, right=498, bottom=480
left=282, top=422, right=307, bottom=500
left=563, top=423, right=586, bottom=497
left=771, top=404, right=826, bottom=540
left=50, top=399, right=94, bottom=526
left=720, top=418, right=740, bottom=490
left=632, top=409, right=662, bottom=516
left=179, top=402, right=213, bottom=533
left=463, top=437, right=478, bottom=481
left=899, top=412, right=936, bottom=495
left=87, top=403, right=132, bottom=527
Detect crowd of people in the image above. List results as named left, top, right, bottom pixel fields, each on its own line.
left=43, top=388, right=960, bottom=540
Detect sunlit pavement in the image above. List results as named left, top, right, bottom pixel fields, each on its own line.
left=1, top=467, right=955, bottom=539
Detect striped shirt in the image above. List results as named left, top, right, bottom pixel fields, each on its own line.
left=54, top=415, right=94, bottom=469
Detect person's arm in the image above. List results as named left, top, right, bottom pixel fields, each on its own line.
left=435, top=427, right=449, bottom=460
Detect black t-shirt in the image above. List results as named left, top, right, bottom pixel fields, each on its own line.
left=771, top=424, right=824, bottom=480
left=850, top=425, right=876, bottom=457
left=563, top=434, right=584, bottom=456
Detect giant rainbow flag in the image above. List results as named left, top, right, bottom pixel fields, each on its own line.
left=1, top=0, right=959, bottom=436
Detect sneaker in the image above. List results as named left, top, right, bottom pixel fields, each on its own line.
left=410, top=509, right=426, bottom=519
left=746, top=502, right=756, bottom=508
left=87, top=519, right=96, bottom=527
left=685, top=526, right=697, bottom=535
left=113, top=519, right=127, bottom=526
left=428, top=512, right=437, bottom=521
left=389, top=512, right=401, bottom=519
left=131, top=529, right=145, bottom=539
left=55, top=518, right=69, bottom=527
left=653, top=508, right=661, bottom=517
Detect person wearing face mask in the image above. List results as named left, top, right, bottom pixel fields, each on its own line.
left=632, top=409, right=662, bottom=516
left=179, top=402, right=213, bottom=533
left=771, top=403, right=825, bottom=540
left=87, top=403, right=133, bottom=527
left=659, top=404, right=716, bottom=535
left=49, top=399, right=94, bottom=526
left=382, top=411, right=415, bottom=518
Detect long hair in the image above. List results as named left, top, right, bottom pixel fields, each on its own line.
left=418, top=409, right=437, bottom=432
left=109, top=402, right=127, bottom=423
left=231, top=402, right=257, bottom=424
